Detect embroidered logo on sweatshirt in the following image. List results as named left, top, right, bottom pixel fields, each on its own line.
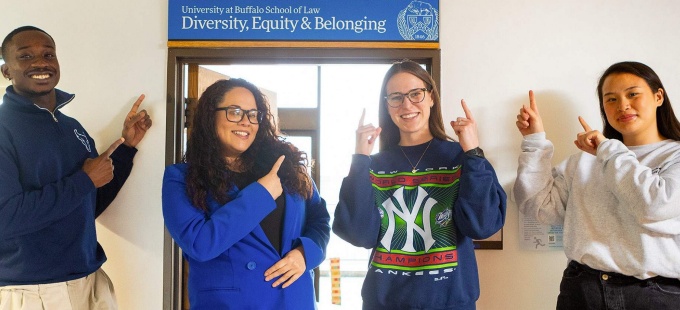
left=74, top=129, right=91, bottom=152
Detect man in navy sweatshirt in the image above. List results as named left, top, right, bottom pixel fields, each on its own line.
left=0, top=26, right=152, bottom=309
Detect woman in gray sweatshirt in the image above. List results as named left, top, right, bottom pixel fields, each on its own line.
left=514, top=61, right=680, bottom=310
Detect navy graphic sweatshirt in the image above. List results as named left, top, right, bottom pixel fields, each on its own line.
left=333, top=138, right=506, bottom=309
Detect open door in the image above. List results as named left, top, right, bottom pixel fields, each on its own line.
left=164, top=48, right=442, bottom=310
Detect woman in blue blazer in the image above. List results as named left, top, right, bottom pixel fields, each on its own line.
left=162, top=78, right=330, bottom=309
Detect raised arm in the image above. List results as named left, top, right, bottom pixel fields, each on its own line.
left=454, top=156, right=507, bottom=239
left=450, top=99, right=479, bottom=151
left=451, top=100, right=506, bottom=238
left=355, top=108, right=382, bottom=156
left=513, top=90, right=569, bottom=225
left=332, top=110, right=382, bottom=247
left=162, top=164, right=278, bottom=262
left=516, top=90, right=545, bottom=136
left=573, top=116, right=607, bottom=156
left=121, top=94, right=152, bottom=148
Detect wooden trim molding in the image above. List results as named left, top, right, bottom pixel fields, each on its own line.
left=167, top=40, right=439, bottom=49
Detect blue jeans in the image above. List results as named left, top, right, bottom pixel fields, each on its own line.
left=556, top=261, right=680, bottom=310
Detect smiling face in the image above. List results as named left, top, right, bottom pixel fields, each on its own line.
left=215, top=87, right=260, bottom=162
left=1, top=30, right=59, bottom=103
left=601, top=73, right=665, bottom=146
left=385, top=72, right=434, bottom=145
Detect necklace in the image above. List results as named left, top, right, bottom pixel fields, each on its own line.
left=399, top=139, right=433, bottom=173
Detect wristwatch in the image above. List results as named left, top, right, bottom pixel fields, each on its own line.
left=465, top=147, right=485, bottom=159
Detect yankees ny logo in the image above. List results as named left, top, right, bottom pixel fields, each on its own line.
left=380, top=186, right=437, bottom=252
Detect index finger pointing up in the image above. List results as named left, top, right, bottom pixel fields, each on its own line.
left=529, top=90, right=539, bottom=113
left=578, top=116, right=593, bottom=132
left=460, top=99, right=475, bottom=121
left=129, top=94, right=146, bottom=114
left=358, top=108, right=366, bottom=127
left=359, top=108, right=366, bottom=127
left=104, top=138, right=125, bottom=158
left=269, top=155, right=285, bottom=175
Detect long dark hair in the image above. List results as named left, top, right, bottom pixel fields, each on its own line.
left=378, top=59, right=452, bottom=149
left=184, top=78, right=312, bottom=211
left=597, top=61, right=680, bottom=141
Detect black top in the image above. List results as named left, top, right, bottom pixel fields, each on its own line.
left=232, top=170, right=285, bottom=254
left=260, top=195, right=286, bottom=254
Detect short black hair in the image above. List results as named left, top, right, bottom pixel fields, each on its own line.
left=1, top=26, right=54, bottom=59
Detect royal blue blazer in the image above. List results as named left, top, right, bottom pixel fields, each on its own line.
left=162, top=163, right=330, bottom=310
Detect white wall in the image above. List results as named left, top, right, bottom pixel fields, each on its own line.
left=1, top=59, right=9, bottom=95
left=3, top=2, right=168, bottom=310
left=4, top=1, right=680, bottom=309
left=441, top=1, right=680, bottom=309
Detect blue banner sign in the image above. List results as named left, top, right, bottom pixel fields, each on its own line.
left=168, top=0, right=439, bottom=42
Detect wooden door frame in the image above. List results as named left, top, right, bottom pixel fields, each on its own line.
left=164, top=47, right=441, bottom=310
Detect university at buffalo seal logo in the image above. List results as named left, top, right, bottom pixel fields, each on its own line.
left=397, top=1, right=439, bottom=41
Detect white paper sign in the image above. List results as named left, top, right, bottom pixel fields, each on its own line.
left=519, top=213, right=563, bottom=251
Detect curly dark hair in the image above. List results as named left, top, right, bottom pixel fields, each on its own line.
left=597, top=61, right=680, bottom=141
left=184, top=78, right=312, bottom=212
left=378, top=59, right=452, bottom=149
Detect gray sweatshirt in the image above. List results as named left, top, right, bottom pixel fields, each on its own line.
left=514, top=132, right=680, bottom=280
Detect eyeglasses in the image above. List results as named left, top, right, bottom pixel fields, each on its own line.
left=384, top=88, right=430, bottom=108
left=215, top=106, right=264, bottom=124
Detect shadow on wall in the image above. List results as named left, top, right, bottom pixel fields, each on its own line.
left=471, top=89, right=583, bottom=184
left=499, top=90, right=583, bottom=202
left=95, top=94, right=158, bottom=247
left=531, top=90, right=590, bottom=165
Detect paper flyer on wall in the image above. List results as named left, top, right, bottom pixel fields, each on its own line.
left=519, top=213, right=563, bottom=251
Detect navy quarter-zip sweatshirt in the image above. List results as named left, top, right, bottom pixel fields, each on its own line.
left=0, top=86, right=136, bottom=285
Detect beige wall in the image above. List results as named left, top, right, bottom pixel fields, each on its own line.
left=441, top=2, right=680, bottom=309
left=3, top=2, right=167, bottom=309
left=4, top=1, right=680, bottom=309
left=0, top=60, right=9, bottom=97
left=0, top=80, right=9, bottom=97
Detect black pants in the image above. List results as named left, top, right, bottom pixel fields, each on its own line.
left=556, top=261, right=680, bottom=310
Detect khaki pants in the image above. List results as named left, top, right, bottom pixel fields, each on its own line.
left=0, top=269, right=117, bottom=310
